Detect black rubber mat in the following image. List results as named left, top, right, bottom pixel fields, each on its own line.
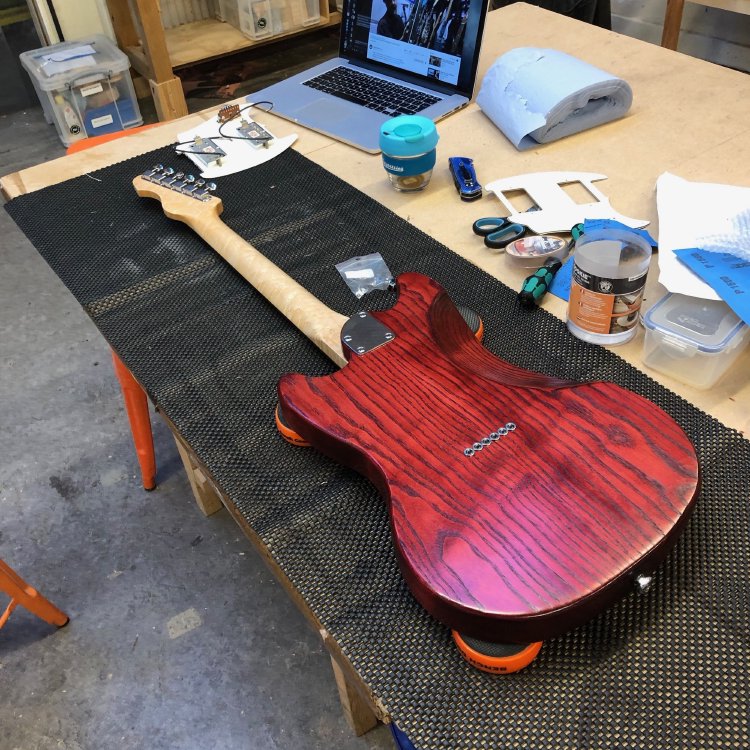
left=7, top=148, right=749, bottom=749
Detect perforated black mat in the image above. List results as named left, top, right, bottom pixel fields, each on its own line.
left=7, top=148, right=749, bottom=749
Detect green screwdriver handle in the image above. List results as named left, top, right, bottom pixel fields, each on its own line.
left=518, top=258, right=563, bottom=308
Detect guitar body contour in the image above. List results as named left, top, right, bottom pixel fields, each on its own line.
left=279, top=273, right=700, bottom=642
left=133, top=174, right=699, bottom=645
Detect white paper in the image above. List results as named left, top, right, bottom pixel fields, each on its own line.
left=656, top=173, right=750, bottom=299
left=177, top=116, right=297, bottom=178
left=40, top=45, right=97, bottom=77
left=476, top=48, right=632, bottom=150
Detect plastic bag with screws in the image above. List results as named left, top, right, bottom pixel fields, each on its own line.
left=335, top=253, right=395, bottom=298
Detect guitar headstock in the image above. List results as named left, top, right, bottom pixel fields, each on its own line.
left=133, top=164, right=223, bottom=224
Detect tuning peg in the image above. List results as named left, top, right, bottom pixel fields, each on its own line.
left=192, top=179, right=218, bottom=201
left=165, top=170, right=184, bottom=186
left=143, top=164, right=164, bottom=181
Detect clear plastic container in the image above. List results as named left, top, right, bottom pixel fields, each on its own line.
left=216, top=0, right=241, bottom=28
left=19, top=35, right=142, bottom=147
left=235, top=0, right=321, bottom=40
left=642, top=293, right=749, bottom=389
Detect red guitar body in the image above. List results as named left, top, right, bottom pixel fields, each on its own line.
left=278, top=273, right=699, bottom=642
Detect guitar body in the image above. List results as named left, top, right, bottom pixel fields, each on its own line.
left=278, top=273, right=700, bottom=642
left=133, top=174, right=699, bottom=645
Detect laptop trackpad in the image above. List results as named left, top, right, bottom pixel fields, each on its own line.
left=295, top=98, right=362, bottom=125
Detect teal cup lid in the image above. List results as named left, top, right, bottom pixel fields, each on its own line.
left=379, top=115, right=439, bottom=157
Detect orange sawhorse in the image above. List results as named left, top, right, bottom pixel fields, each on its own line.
left=0, top=559, right=69, bottom=629
left=67, top=126, right=160, bottom=490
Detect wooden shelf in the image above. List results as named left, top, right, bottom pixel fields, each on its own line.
left=161, top=13, right=341, bottom=69
left=107, top=0, right=340, bottom=121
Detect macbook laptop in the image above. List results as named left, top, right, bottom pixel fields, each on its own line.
left=249, top=0, right=490, bottom=153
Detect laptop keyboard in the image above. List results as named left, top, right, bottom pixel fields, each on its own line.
left=303, top=66, right=441, bottom=116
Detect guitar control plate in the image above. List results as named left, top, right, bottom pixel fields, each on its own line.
left=341, top=311, right=395, bottom=355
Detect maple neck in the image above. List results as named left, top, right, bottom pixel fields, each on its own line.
left=133, top=171, right=348, bottom=367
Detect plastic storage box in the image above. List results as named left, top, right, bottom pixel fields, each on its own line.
left=20, top=35, right=142, bottom=147
left=216, top=0, right=241, bottom=29
left=642, top=292, right=750, bottom=389
left=233, top=0, right=321, bottom=40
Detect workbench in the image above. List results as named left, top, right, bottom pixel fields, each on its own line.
left=3, top=4, right=750, bottom=746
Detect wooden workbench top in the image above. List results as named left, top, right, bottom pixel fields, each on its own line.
left=3, top=2, right=749, bottom=436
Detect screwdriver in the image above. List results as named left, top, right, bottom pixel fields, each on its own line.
left=518, top=257, right=563, bottom=308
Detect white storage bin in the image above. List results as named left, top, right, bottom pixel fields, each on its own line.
left=161, top=0, right=217, bottom=28
left=20, top=35, right=143, bottom=147
left=235, top=0, right=321, bottom=40
left=642, top=292, right=750, bottom=390
left=216, top=0, right=241, bottom=28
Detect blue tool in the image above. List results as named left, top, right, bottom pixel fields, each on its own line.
left=472, top=216, right=527, bottom=249
left=448, top=157, right=482, bottom=201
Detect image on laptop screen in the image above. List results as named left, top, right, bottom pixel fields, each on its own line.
left=340, top=0, right=487, bottom=97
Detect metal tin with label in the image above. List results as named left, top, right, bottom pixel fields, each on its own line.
left=506, top=235, right=569, bottom=268
left=566, top=227, right=652, bottom=345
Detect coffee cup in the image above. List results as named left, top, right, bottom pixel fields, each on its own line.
left=379, top=115, right=438, bottom=192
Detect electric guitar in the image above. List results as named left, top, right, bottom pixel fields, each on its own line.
left=135, top=167, right=699, bottom=643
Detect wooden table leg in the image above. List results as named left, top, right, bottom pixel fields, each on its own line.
left=173, top=434, right=224, bottom=516
left=661, top=0, right=686, bottom=49
left=106, top=0, right=189, bottom=121
left=329, top=655, right=380, bottom=736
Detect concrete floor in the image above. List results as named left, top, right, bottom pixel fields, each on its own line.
left=0, top=48, right=396, bottom=750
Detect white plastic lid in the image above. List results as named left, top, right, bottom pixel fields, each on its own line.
left=19, top=35, right=129, bottom=91
left=643, top=292, right=746, bottom=353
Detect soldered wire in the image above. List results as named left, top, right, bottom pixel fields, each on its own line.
left=173, top=100, right=274, bottom=155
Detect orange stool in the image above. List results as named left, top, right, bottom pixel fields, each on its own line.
left=67, top=124, right=161, bottom=490
left=0, top=559, right=69, bottom=629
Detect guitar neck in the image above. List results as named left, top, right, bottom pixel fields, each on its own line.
left=133, top=174, right=348, bottom=367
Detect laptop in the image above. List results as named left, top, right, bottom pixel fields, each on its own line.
left=249, top=0, right=490, bottom=153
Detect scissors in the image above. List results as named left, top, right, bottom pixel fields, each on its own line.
left=472, top=217, right=527, bottom=249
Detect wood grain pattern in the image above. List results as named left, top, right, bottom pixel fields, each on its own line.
left=279, top=274, right=700, bottom=642
left=136, top=177, right=699, bottom=643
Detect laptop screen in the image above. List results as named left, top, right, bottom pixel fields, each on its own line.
left=340, top=0, right=489, bottom=98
